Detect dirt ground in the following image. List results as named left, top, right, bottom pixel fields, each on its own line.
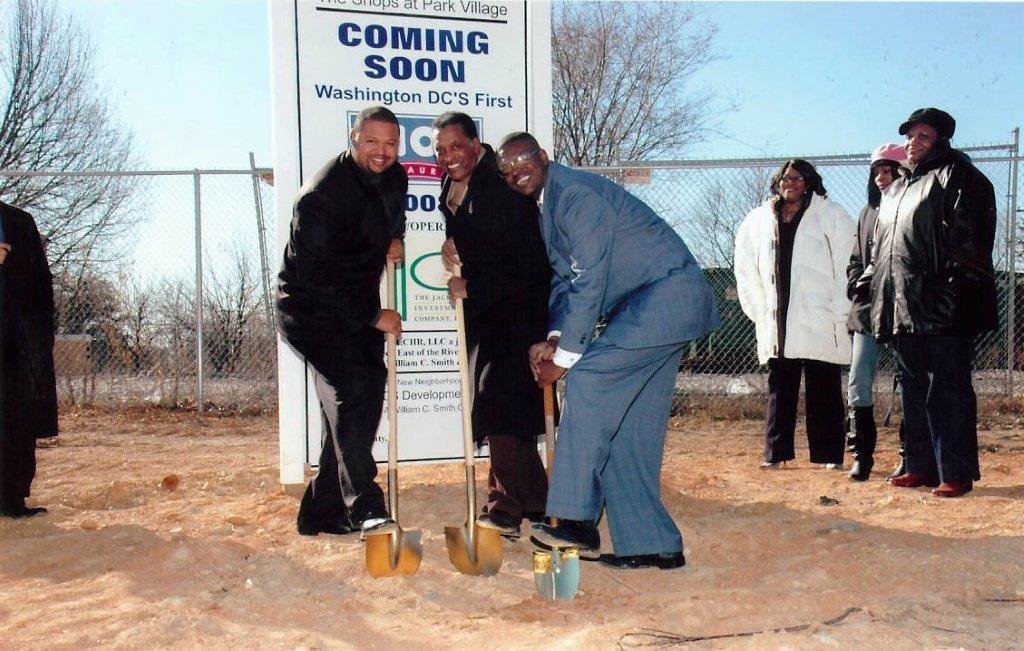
left=2, top=406, right=1023, bottom=649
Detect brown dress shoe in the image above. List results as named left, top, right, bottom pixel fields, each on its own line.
left=932, top=481, right=973, bottom=498
left=889, top=472, right=940, bottom=488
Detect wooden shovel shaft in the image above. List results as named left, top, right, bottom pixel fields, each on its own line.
left=543, top=384, right=558, bottom=527
left=386, top=262, right=399, bottom=520
left=543, top=384, right=556, bottom=476
left=453, top=265, right=478, bottom=524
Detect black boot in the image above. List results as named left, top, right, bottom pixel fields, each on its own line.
left=0, top=497, right=47, bottom=518
left=848, top=406, right=877, bottom=481
left=887, top=420, right=907, bottom=480
left=845, top=409, right=857, bottom=452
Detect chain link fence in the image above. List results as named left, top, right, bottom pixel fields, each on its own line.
left=582, top=139, right=1022, bottom=413
left=4, top=135, right=1020, bottom=413
left=2, top=165, right=277, bottom=412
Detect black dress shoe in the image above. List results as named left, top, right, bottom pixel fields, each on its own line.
left=296, top=516, right=356, bottom=536
left=524, top=511, right=547, bottom=524
left=598, top=551, right=685, bottom=570
left=530, top=519, right=600, bottom=552
left=0, top=505, right=48, bottom=519
left=848, top=457, right=874, bottom=482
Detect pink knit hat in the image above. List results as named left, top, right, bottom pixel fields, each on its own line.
left=871, top=142, right=907, bottom=165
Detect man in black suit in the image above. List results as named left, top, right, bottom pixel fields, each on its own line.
left=276, top=106, right=406, bottom=536
left=0, top=201, right=57, bottom=518
left=433, top=112, right=552, bottom=538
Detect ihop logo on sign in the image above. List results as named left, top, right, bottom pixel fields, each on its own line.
left=347, top=112, right=482, bottom=182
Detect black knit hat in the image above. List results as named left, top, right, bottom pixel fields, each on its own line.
left=898, top=107, right=956, bottom=139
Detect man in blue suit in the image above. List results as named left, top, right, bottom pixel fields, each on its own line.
left=497, top=132, right=719, bottom=570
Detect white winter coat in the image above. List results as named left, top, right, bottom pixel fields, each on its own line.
left=734, top=193, right=856, bottom=365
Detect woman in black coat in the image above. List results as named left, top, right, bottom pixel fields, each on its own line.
left=866, top=109, right=996, bottom=498
left=0, top=201, right=57, bottom=518
left=434, top=112, right=552, bottom=537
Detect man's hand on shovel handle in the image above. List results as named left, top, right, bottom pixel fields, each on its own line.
left=529, top=340, right=556, bottom=377
left=374, top=309, right=403, bottom=339
left=441, top=237, right=461, bottom=270
left=534, top=359, right=566, bottom=387
left=447, top=276, right=468, bottom=305
left=386, top=238, right=404, bottom=264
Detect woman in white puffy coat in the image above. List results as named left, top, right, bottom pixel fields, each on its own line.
left=734, top=159, right=856, bottom=469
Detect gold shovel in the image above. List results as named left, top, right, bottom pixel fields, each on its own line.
left=533, top=383, right=580, bottom=601
left=365, top=261, right=423, bottom=578
left=444, top=265, right=503, bottom=576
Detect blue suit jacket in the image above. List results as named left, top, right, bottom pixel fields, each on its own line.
left=540, top=163, right=719, bottom=353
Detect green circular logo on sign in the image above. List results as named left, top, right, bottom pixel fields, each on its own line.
left=409, top=252, right=446, bottom=291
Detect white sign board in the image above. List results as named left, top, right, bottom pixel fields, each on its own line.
left=270, top=0, right=552, bottom=484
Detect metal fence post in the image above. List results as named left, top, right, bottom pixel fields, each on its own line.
left=193, top=171, right=206, bottom=412
left=1009, top=127, right=1020, bottom=396
left=249, top=152, right=275, bottom=338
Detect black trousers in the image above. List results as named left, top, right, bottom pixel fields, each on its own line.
left=764, top=357, right=845, bottom=464
left=485, top=435, right=548, bottom=520
left=297, top=336, right=388, bottom=527
left=0, top=436, right=36, bottom=508
left=895, top=334, right=980, bottom=484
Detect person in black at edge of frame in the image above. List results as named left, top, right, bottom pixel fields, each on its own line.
left=0, top=200, right=57, bottom=518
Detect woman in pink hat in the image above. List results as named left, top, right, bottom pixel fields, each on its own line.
left=845, top=143, right=907, bottom=481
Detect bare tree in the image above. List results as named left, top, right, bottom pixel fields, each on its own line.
left=0, top=0, right=139, bottom=278
left=154, top=277, right=196, bottom=405
left=52, top=268, right=117, bottom=333
left=685, top=168, right=772, bottom=269
left=204, top=245, right=264, bottom=377
left=552, top=2, right=723, bottom=165
left=110, top=270, right=158, bottom=373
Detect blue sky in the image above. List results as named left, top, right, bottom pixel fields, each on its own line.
left=689, top=2, right=1024, bottom=158
left=55, top=0, right=273, bottom=169
left=54, top=0, right=1024, bottom=168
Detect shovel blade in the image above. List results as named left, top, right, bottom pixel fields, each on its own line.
left=444, top=523, right=503, bottom=576
left=533, top=549, right=580, bottom=601
left=365, top=528, right=423, bottom=578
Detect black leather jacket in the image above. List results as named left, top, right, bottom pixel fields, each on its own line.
left=865, top=144, right=997, bottom=341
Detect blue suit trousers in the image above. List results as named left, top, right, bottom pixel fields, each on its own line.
left=547, top=338, right=685, bottom=556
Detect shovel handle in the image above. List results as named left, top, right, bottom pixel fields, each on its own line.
left=386, top=262, right=399, bottom=517
left=543, top=384, right=556, bottom=478
left=452, top=265, right=478, bottom=522
left=543, top=384, right=558, bottom=527
left=453, top=265, right=475, bottom=468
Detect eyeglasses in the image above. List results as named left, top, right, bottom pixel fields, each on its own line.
left=780, top=175, right=805, bottom=184
left=498, top=148, right=539, bottom=175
